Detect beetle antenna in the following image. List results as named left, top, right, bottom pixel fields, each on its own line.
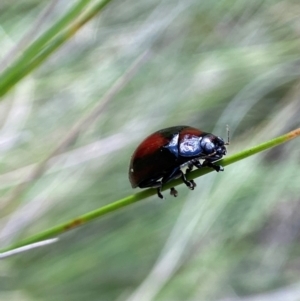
left=225, top=124, right=230, bottom=145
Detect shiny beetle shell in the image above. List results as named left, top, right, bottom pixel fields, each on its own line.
left=129, top=125, right=227, bottom=198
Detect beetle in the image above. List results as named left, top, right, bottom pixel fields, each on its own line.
left=129, top=125, right=228, bottom=198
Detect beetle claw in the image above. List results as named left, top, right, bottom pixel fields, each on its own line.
left=170, top=187, right=178, bottom=197
left=203, top=161, right=224, bottom=172
left=213, top=164, right=224, bottom=172
left=187, top=180, right=196, bottom=190
left=180, top=170, right=196, bottom=190
left=218, top=166, right=224, bottom=172
left=157, top=187, right=164, bottom=199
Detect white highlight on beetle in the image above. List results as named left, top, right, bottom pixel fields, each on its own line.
left=0, top=237, right=59, bottom=259
left=168, top=134, right=179, bottom=148
left=180, top=137, right=200, bottom=153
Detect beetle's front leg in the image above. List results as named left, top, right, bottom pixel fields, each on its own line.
left=202, top=160, right=224, bottom=172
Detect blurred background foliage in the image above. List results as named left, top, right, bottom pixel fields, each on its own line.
left=0, top=0, right=300, bottom=300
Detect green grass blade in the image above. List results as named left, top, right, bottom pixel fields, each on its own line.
left=0, top=0, right=110, bottom=98
left=1, top=128, right=299, bottom=254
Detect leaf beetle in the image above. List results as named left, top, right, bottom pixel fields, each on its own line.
left=129, top=125, right=228, bottom=198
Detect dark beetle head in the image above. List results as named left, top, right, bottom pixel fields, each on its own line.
left=200, top=134, right=227, bottom=160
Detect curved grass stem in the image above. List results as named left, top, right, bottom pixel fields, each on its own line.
left=0, top=128, right=299, bottom=255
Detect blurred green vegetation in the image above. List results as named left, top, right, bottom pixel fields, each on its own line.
left=0, top=1, right=300, bottom=301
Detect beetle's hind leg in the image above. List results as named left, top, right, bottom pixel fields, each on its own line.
left=170, top=187, right=178, bottom=197
left=156, top=185, right=176, bottom=199
left=156, top=186, right=164, bottom=199
left=156, top=183, right=177, bottom=199
left=160, top=167, right=195, bottom=198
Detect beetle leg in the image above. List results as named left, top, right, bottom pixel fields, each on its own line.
left=170, top=187, right=178, bottom=197
left=193, top=160, right=202, bottom=169
left=186, top=162, right=197, bottom=188
left=160, top=169, right=181, bottom=198
left=157, top=185, right=178, bottom=199
left=180, top=170, right=196, bottom=190
left=203, top=160, right=224, bottom=172
left=157, top=186, right=164, bottom=199
left=186, top=162, right=194, bottom=173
